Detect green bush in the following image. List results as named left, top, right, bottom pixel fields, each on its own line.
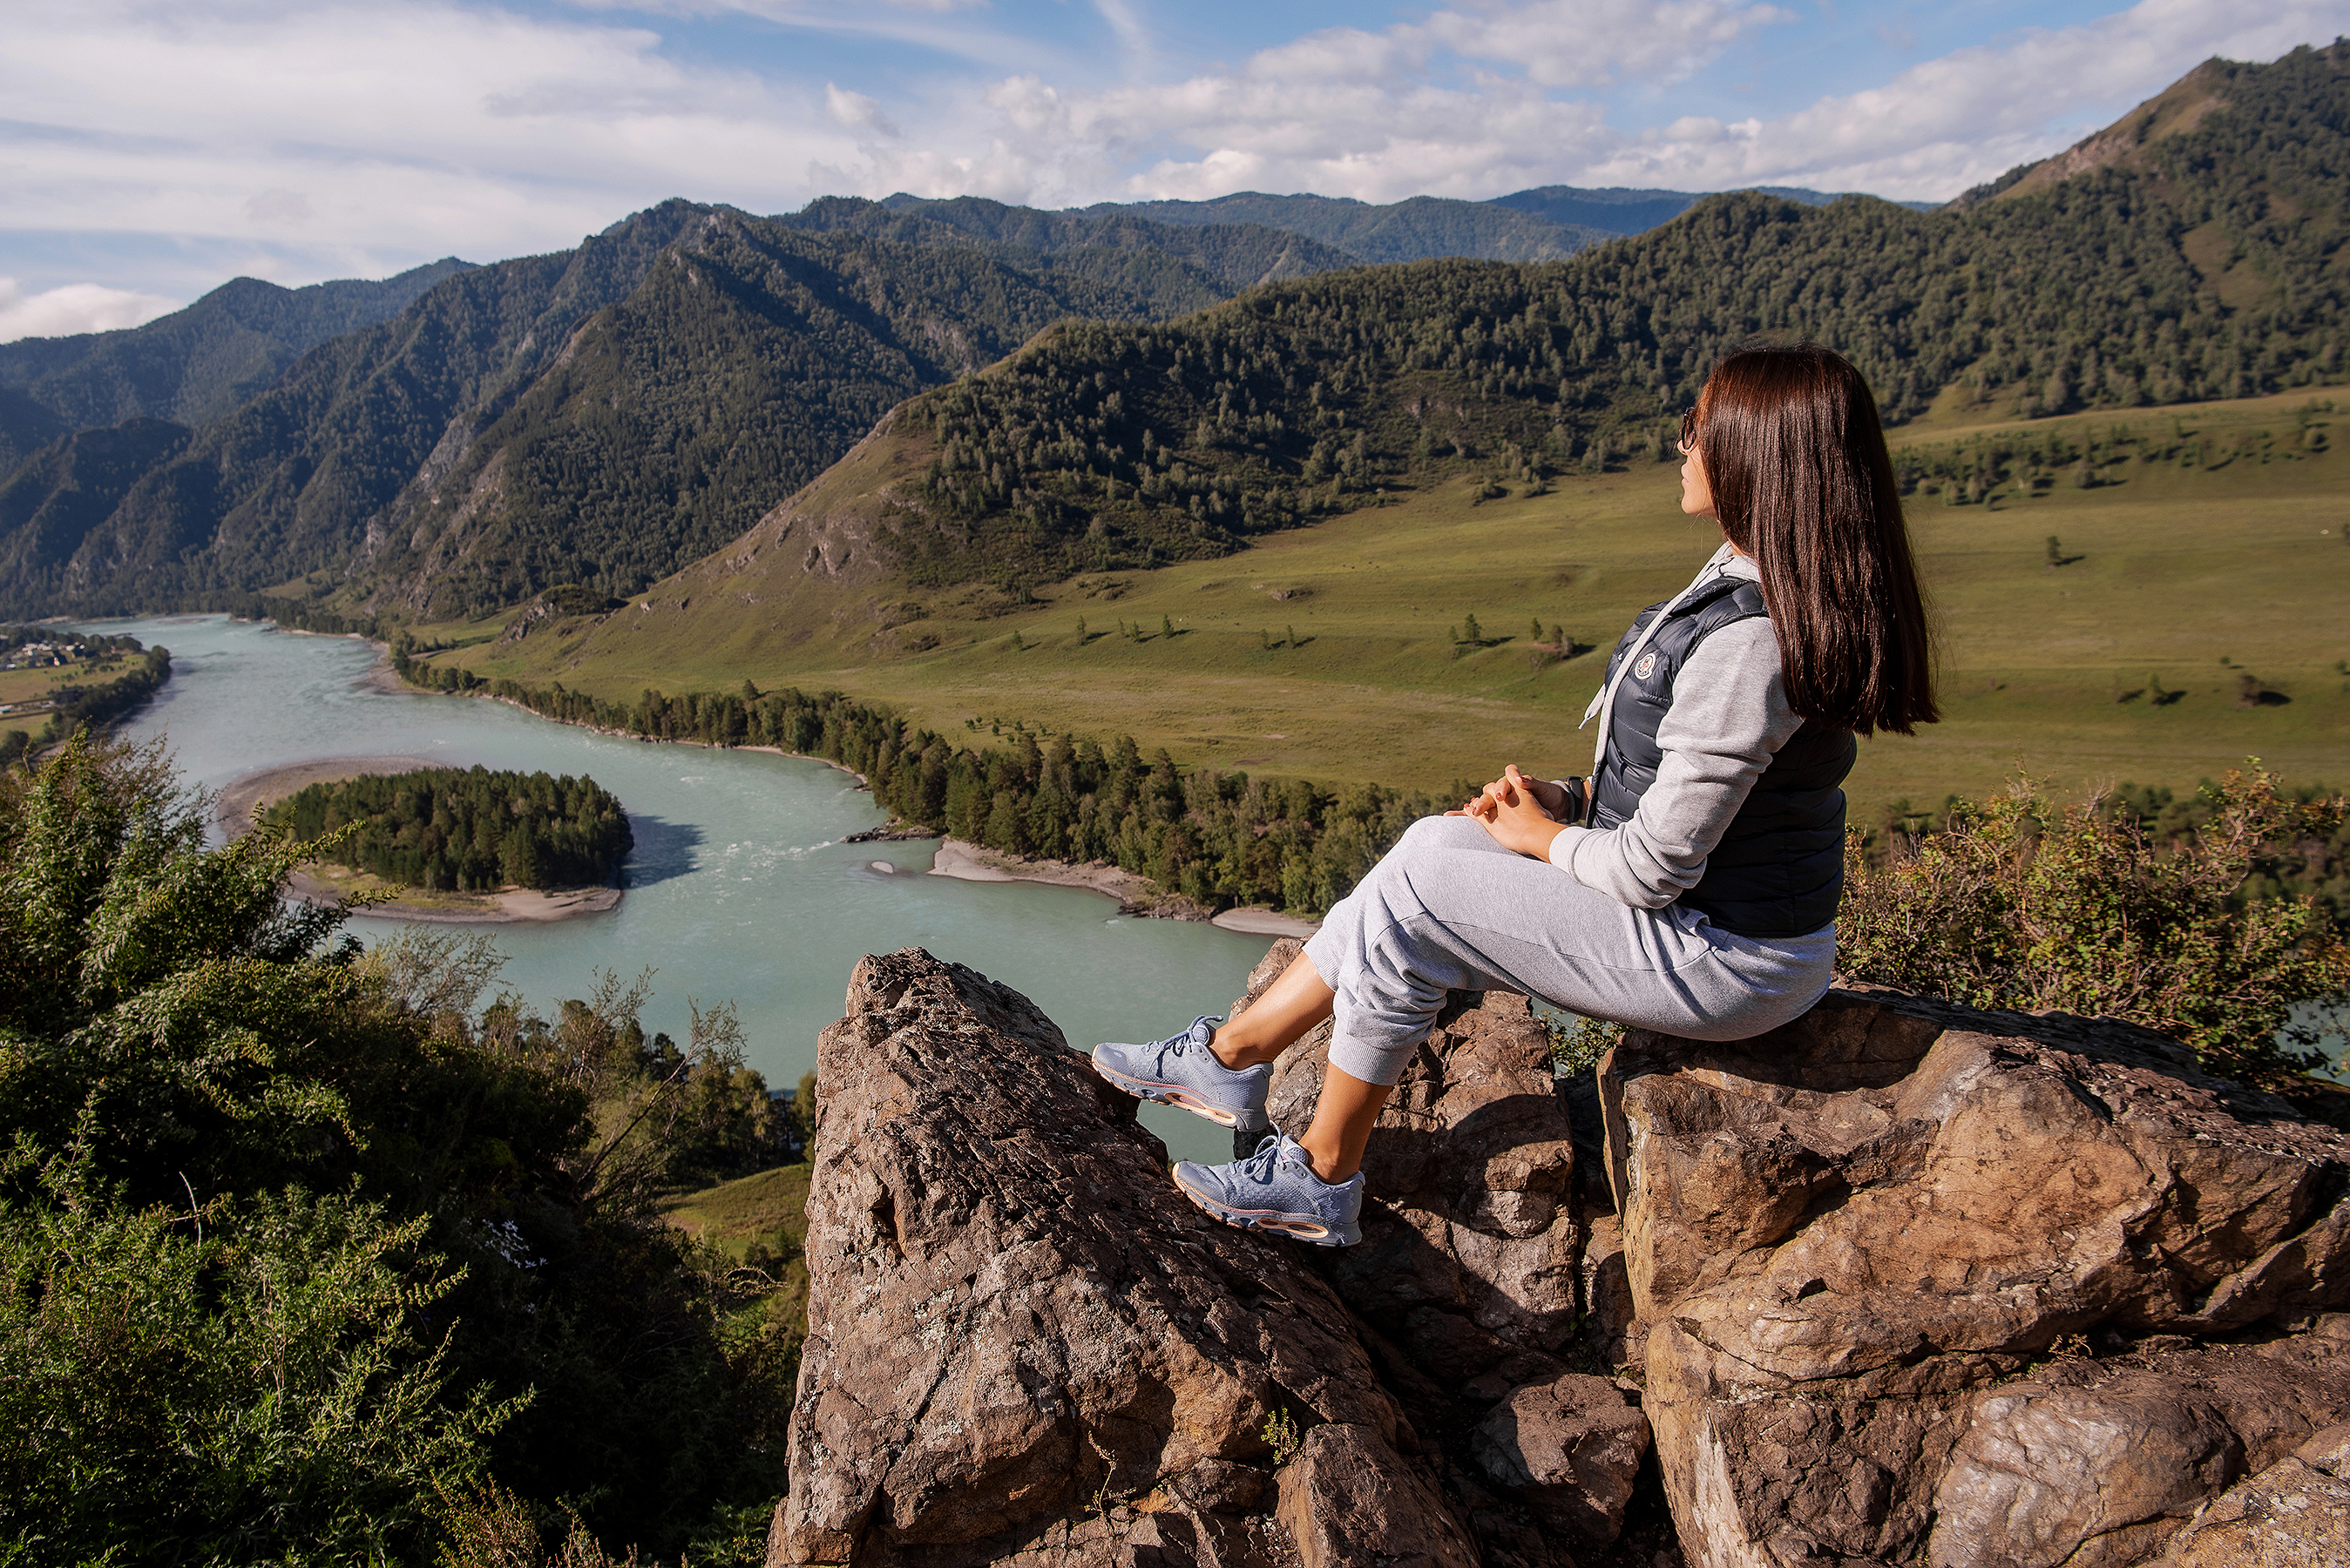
left=1839, top=767, right=2350, bottom=1089
left=0, top=1170, right=517, bottom=1564
left=0, top=735, right=795, bottom=1562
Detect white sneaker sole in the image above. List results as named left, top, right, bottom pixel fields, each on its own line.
left=1093, top=1060, right=1267, bottom=1133
left=1170, top=1167, right=1358, bottom=1246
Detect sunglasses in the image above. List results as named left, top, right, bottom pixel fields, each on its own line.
left=1677, top=407, right=1699, bottom=452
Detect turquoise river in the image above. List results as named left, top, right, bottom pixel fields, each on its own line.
left=78, top=614, right=1277, bottom=1166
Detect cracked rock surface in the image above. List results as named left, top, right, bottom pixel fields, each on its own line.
left=769, top=945, right=1651, bottom=1567
left=1607, top=988, right=2350, bottom=1566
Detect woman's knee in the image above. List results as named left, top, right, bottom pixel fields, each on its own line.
left=1392, top=813, right=1495, bottom=858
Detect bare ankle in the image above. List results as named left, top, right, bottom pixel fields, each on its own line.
left=1297, top=1142, right=1350, bottom=1185
left=1210, top=1029, right=1271, bottom=1070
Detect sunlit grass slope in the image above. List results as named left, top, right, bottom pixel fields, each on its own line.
left=437, top=389, right=2350, bottom=822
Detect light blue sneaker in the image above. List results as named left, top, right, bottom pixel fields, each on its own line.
left=1091, top=1016, right=1271, bottom=1135
left=1172, top=1133, right=1365, bottom=1247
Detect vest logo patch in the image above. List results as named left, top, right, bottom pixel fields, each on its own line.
left=1633, top=651, right=1659, bottom=680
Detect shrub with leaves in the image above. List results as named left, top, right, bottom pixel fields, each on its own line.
left=0, top=733, right=797, bottom=1563
left=1839, top=767, right=2350, bottom=1087
left=0, top=1168, right=518, bottom=1565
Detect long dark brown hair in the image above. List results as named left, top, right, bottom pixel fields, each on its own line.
left=1693, top=343, right=1938, bottom=735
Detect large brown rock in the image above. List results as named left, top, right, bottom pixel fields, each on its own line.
left=769, top=948, right=1460, bottom=1567
left=1604, top=988, right=2350, bottom=1566
left=1274, top=1423, right=1479, bottom=1568
left=1470, top=1370, right=1653, bottom=1541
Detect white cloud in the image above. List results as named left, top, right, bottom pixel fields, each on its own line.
left=1576, top=0, right=2350, bottom=197
left=0, top=279, right=179, bottom=342
left=946, top=0, right=2350, bottom=206
left=826, top=83, right=901, bottom=139
left=0, top=0, right=872, bottom=270
left=1415, top=0, right=1798, bottom=90
left=5, top=0, right=2349, bottom=306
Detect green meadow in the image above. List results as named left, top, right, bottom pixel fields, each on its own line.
left=437, top=389, right=2350, bottom=823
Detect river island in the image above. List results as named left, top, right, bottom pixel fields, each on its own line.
left=218, top=755, right=626, bottom=923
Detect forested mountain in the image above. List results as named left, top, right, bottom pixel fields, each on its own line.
left=1072, top=191, right=1609, bottom=262
left=0, top=418, right=193, bottom=600
left=362, top=210, right=1283, bottom=617
left=788, top=195, right=1356, bottom=292
left=0, top=260, right=471, bottom=462
left=568, top=41, right=2345, bottom=629
left=0, top=203, right=1372, bottom=619
left=0, top=390, right=69, bottom=482
left=0, top=203, right=714, bottom=618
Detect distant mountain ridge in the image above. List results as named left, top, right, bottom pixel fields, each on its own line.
left=0, top=260, right=472, bottom=474
left=786, top=195, right=1358, bottom=291
left=1072, top=184, right=1940, bottom=267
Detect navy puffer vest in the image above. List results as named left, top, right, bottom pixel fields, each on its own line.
left=1589, top=575, right=1853, bottom=937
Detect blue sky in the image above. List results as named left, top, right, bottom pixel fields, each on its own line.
left=3, top=0, right=2346, bottom=339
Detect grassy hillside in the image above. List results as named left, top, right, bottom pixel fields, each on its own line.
left=423, top=389, right=2348, bottom=824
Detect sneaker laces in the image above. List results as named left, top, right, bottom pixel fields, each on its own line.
left=1237, top=1134, right=1283, bottom=1184
left=1159, top=1017, right=1219, bottom=1065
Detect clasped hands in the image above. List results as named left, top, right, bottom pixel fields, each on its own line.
left=1446, top=764, right=1577, bottom=861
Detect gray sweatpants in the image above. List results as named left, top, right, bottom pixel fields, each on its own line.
left=1302, top=815, right=1836, bottom=1086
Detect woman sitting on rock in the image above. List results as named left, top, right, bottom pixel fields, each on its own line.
left=1092, top=342, right=1938, bottom=1247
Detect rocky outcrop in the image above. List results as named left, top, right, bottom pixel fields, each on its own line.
left=1605, top=988, right=2350, bottom=1566
left=770, top=948, right=1475, bottom=1567
left=774, top=946, right=2350, bottom=1567
left=2153, top=1421, right=2350, bottom=1565
left=770, top=945, right=1649, bottom=1568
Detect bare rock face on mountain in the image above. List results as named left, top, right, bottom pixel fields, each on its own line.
left=1604, top=989, right=2350, bottom=1566
left=767, top=947, right=1476, bottom=1568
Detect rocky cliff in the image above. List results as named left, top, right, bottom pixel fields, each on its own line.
left=769, top=947, right=2350, bottom=1567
